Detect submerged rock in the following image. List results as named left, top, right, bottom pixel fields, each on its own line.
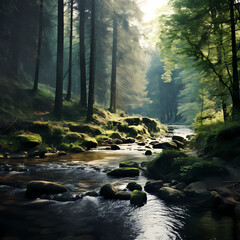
left=144, top=180, right=163, bottom=193
left=127, top=181, right=142, bottom=191
left=100, top=183, right=118, bottom=199
left=119, top=161, right=139, bottom=168
left=107, top=168, right=140, bottom=177
left=158, top=187, right=185, bottom=202
left=26, top=180, right=68, bottom=199
left=115, top=191, right=132, bottom=200
left=130, top=190, right=147, bottom=206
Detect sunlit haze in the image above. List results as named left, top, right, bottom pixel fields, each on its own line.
left=141, top=0, right=169, bottom=22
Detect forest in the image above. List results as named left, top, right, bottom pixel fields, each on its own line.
left=0, top=0, right=240, bottom=239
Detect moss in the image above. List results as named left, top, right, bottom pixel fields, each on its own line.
left=16, top=133, right=42, bottom=149
left=119, top=161, right=139, bottom=168
left=69, top=124, right=103, bottom=136
left=127, top=181, right=142, bottom=191
left=130, top=190, right=147, bottom=206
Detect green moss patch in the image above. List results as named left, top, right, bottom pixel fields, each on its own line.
left=16, top=133, right=42, bottom=149
left=119, top=161, right=139, bottom=168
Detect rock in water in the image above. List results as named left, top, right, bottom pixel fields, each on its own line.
left=127, top=181, right=142, bottom=191
left=130, top=190, right=147, bottom=206
left=157, top=187, right=185, bottom=202
left=100, top=183, right=118, bottom=199
left=115, top=191, right=132, bottom=200
left=26, top=180, right=67, bottom=199
left=119, top=161, right=139, bottom=168
left=144, top=180, right=163, bottom=193
left=107, top=168, right=139, bottom=177
left=111, top=144, right=120, bottom=150
left=145, top=150, right=152, bottom=156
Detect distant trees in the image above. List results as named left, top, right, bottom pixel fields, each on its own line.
left=157, top=0, right=240, bottom=123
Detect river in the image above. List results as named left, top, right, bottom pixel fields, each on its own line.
left=0, top=126, right=237, bottom=240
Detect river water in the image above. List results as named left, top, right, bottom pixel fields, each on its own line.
left=0, top=126, right=237, bottom=240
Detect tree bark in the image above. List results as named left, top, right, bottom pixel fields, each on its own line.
left=54, top=0, right=64, bottom=119
left=87, top=0, right=96, bottom=121
left=110, top=16, right=117, bottom=113
left=230, top=0, right=240, bottom=120
left=79, top=0, right=87, bottom=107
left=33, top=0, right=44, bottom=93
left=66, top=0, right=73, bottom=101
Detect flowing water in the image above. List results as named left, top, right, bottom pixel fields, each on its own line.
left=0, top=126, right=238, bottom=240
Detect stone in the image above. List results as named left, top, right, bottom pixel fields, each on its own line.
left=111, top=144, right=120, bottom=150
left=153, top=142, right=178, bottom=150
left=100, top=183, right=118, bottom=199
left=123, top=138, right=135, bottom=144
left=145, top=150, right=152, bottom=156
left=26, top=180, right=68, bottom=199
left=127, top=181, right=142, bottom=191
left=16, top=133, right=42, bottom=149
left=115, top=191, right=132, bottom=200
left=119, top=161, right=139, bottom=168
left=174, top=182, right=187, bottom=190
left=144, top=180, right=163, bottom=193
left=172, top=135, right=186, bottom=143
left=110, top=132, right=122, bottom=139
left=184, top=181, right=209, bottom=197
left=157, top=187, right=185, bottom=202
left=173, top=140, right=185, bottom=149
left=130, top=190, right=147, bottom=206
left=107, top=168, right=139, bottom=177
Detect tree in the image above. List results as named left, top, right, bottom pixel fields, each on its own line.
left=33, top=0, right=44, bottom=93
left=79, top=0, right=87, bottom=107
left=110, top=16, right=117, bottom=113
left=66, top=0, right=74, bottom=101
left=54, top=0, right=64, bottom=119
left=87, top=0, right=96, bottom=121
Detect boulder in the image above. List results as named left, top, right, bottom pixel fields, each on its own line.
left=100, top=183, right=118, bottom=199
left=123, top=138, right=135, bottom=144
left=130, top=190, right=147, bottom=206
left=137, top=142, right=145, bottom=146
left=115, top=191, right=132, bottom=200
left=119, top=161, right=139, bottom=168
left=111, top=144, right=120, bottom=150
left=107, top=168, right=139, bottom=177
left=144, top=180, right=163, bottom=193
left=26, top=180, right=68, bottom=199
left=127, top=181, right=142, bottom=191
left=145, top=150, right=152, bottom=156
left=114, top=139, right=123, bottom=145
left=157, top=187, right=185, bottom=202
left=174, top=182, right=187, bottom=190
left=173, top=140, right=185, bottom=149
left=82, top=138, right=97, bottom=150
left=172, top=135, right=185, bottom=143
left=153, top=142, right=178, bottom=150
left=70, top=146, right=85, bottom=153
left=110, top=132, right=122, bottom=139
left=184, top=181, right=209, bottom=197
left=17, top=133, right=42, bottom=149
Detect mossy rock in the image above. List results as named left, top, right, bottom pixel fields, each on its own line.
left=70, top=145, right=85, bottom=153
left=119, top=161, right=139, bottom=168
left=100, top=183, right=118, bottom=199
left=31, top=121, right=50, bottom=133
left=110, top=132, right=123, bottom=139
left=69, top=124, right=103, bottom=136
left=107, top=168, right=140, bottom=177
left=63, top=132, right=83, bottom=142
left=153, top=141, right=178, bottom=150
left=142, top=117, right=160, bottom=133
left=123, top=137, right=135, bottom=144
left=115, top=191, right=132, bottom=200
left=130, top=190, right=147, bottom=206
left=26, top=180, right=68, bottom=199
left=16, top=133, right=42, bottom=149
left=28, top=145, right=47, bottom=158
left=59, top=143, right=72, bottom=151
left=157, top=187, right=185, bottom=202
left=124, top=117, right=141, bottom=126
left=127, top=181, right=142, bottom=191
left=81, top=137, right=97, bottom=150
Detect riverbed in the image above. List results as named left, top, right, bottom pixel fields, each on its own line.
left=0, top=126, right=237, bottom=240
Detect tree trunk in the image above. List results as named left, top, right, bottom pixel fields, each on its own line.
left=230, top=0, right=240, bottom=120
left=54, top=0, right=64, bottom=119
left=79, top=0, right=87, bottom=107
left=33, top=0, right=44, bottom=93
left=66, top=0, right=73, bottom=101
left=87, top=0, right=96, bottom=121
left=110, top=16, right=117, bottom=113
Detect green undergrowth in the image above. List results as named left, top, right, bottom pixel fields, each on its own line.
left=147, top=149, right=228, bottom=182
left=192, top=121, right=240, bottom=163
